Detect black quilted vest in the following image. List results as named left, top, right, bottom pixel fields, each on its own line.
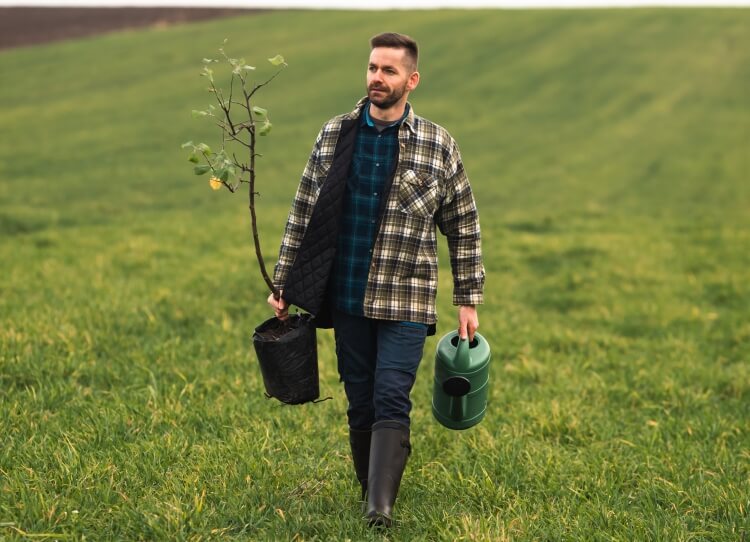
left=281, top=117, right=361, bottom=328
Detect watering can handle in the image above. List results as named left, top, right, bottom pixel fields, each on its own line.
left=454, top=337, right=471, bottom=371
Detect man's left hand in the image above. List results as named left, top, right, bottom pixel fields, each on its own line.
left=458, top=305, right=479, bottom=342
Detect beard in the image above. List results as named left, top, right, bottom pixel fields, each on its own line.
left=367, top=81, right=408, bottom=109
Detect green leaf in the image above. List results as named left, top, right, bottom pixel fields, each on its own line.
left=181, top=141, right=194, bottom=149
left=192, top=110, right=208, bottom=118
left=242, top=65, right=256, bottom=71
left=202, top=58, right=218, bottom=64
left=200, top=66, right=214, bottom=81
left=196, top=143, right=212, bottom=154
left=268, top=55, right=286, bottom=66
left=259, top=121, right=273, bottom=136
left=252, top=106, right=268, bottom=119
left=220, top=169, right=230, bottom=182
left=194, top=165, right=211, bottom=176
left=188, top=153, right=200, bottom=164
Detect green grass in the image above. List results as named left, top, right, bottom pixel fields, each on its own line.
left=1, top=8, right=749, bottom=541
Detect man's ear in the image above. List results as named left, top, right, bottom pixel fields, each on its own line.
left=407, top=71, right=420, bottom=92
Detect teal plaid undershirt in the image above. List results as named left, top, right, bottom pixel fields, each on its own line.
left=330, top=101, right=410, bottom=316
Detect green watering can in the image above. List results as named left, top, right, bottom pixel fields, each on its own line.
left=432, top=331, right=491, bottom=430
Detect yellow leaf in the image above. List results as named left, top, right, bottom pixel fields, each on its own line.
left=209, top=177, right=222, bottom=190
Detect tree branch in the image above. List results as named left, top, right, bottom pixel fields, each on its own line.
left=249, top=66, right=285, bottom=99
left=231, top=100, right=250, bottom=111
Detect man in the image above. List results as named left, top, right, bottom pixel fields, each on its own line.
left=268, top=32, right=484, bottom=527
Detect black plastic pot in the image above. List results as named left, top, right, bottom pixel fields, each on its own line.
left=252, top=313, right=319, bottom=405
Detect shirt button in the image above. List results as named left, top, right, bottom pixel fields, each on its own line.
left=376, top=163, right=380, bottom=167
left=373, top=192, right=378, bottom=196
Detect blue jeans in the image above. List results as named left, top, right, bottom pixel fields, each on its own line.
left=332, top=309, right=428, bottom=430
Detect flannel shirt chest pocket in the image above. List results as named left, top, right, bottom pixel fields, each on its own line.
left=398, top=170, right=439, bottom=219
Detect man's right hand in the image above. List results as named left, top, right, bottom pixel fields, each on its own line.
left=267, top=290, right=289, bottom=320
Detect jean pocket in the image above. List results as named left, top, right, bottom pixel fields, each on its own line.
left=378, top=321, right=429, bottom=374
left=399, top=321, right=428, bottom=331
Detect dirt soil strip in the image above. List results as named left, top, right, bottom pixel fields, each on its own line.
left=0, top=7, right=262, bottom=50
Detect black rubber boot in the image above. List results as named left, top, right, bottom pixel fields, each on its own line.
left=349, top=428, right=371, bottom=502
left=365, top=420, right=411, bottom=528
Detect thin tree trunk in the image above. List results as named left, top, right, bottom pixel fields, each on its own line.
left=248, top=128, right=279, bottom=299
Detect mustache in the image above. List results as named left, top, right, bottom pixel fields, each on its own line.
left=368, top=85, right=387, bottom=91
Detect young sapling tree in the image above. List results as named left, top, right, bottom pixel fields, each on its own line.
left=182, top=43, right=319, bottom=405
left=182, top=41, right=287, bottom=301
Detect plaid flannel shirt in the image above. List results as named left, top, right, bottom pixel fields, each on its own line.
left=274, top=98, right=485, bottom=325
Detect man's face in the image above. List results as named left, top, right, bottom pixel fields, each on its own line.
left=367, top=47, right=417, bottom=110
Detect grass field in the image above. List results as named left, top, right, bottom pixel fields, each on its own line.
left=1, top=8, right=749, bottom=541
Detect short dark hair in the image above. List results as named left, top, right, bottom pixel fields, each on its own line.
left=370, top=32, right=418, bottom=71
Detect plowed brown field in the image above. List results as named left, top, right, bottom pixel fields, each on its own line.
left=0, top=7, right=259, bottom=50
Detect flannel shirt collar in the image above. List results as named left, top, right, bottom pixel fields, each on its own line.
left=350, top=96, right=417, bottom=135
left=362, top=100, right=410, bottom=130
